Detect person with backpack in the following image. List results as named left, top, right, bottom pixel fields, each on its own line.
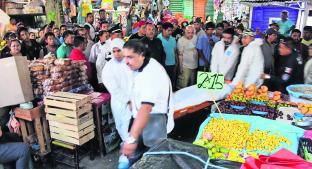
left=39, top=32, right=57, bottom=58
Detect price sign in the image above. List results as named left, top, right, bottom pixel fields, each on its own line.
left=197, top=71, right=224, bottom=90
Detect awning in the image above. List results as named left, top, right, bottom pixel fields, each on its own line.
left=239, top=0, right=307, bottom=6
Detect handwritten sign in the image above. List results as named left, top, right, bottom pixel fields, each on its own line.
left=197, top=71, right=224, bottom=90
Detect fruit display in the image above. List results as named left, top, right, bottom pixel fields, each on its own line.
left=226, top=81, right=247, bottom=102
left=298, top=103, right=312, bottom=115
left=194, top=118, right=291, bottom=162
left=271, top=91, right=282, bottom=102
left=246, top=129, right=290, bottom=153
left=219, top=100, right=277, bottom=119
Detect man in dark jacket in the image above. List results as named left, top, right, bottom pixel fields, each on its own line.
left=17, top=27, right=41, bottom=60
left=261, top=38, right=304, bottom=93
left=141, top=23, right=166, bottom=66
left=261, top=28, right=278, bottom=74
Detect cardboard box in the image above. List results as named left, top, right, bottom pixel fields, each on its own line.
left=0, top=56, right=33, bottom=107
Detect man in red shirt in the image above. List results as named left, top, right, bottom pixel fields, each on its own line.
left=69, top=36, right=92, bottom=80
left=69, top=36, right=88, bottom=61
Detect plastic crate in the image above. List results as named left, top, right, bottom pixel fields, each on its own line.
left=298, top=138, right=312, bottom=161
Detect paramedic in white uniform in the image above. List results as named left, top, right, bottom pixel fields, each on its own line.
left=121, top=39, right=174, bottom=159
left=101, top=38, right=133, bottom=141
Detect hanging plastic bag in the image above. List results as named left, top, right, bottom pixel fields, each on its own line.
left=241, top=148, right=312, bottom=169
left=81, top=0, right=92, bottom=17
left=7, top=110, right=20, bottom=135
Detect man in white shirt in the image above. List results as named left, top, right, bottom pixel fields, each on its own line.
left=84, top=13, right=96, bottom=40
left=231, top=31, right=264, bottom=88
left=121, top=40, right=174, bottom=162
left=177, top=26, right=198, bottom=89
left=210, top=28, right=240, bottom=81
left=89, top=30, right=111, bottom=92
left=102, top=38, right=132, bottom=141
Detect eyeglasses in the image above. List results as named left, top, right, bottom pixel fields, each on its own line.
left=113, top=49, right=121, bottom=53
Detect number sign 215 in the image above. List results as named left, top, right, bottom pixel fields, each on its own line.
left=197, top=72, right=224, bottom=90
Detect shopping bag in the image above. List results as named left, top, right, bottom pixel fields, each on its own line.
left=241, top=148, right=312, bottom=169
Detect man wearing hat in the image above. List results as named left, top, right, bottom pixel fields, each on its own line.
left=261, top=28, right=278, bottom=75
left=129, top=21, right=146, bottom=40
left=109, top=24, right=122, bottom=40
left=277, top=10, right=295, bottom=37
left=261, top=38, right=304, bottom=93
left=231, top=30, right=264, bottom=88
left=102, top=38, right=133, bottom=142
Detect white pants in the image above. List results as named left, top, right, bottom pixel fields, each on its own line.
left=111, top=99, right=132, bottom=141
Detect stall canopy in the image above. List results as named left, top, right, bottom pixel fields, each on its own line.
left=239, top=0, right=307, bottom=6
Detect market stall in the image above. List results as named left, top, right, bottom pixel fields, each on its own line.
left=132, top=81, right=312, bottom=168
left=3, top=0, right=46, bottom=28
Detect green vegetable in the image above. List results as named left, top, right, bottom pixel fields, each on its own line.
left=207, top=142, right=214, bottom=149
left=208, top=150, right=213, bottom=157
left=304, top=147, right=312, bottom=162
left=220, top=147, right=228, bottom=153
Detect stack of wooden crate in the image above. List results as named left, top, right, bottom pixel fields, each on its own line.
left=44, top=92, right=94, bottom=145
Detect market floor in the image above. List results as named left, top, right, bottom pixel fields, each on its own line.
left=47, top=150, right=119, bottom=169
left=41, top=108, right=210, bottom=169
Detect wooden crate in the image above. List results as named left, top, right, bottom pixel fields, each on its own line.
left=44, top=92, right=91, bottom=111
left=44, top=92, right=94, bottom=145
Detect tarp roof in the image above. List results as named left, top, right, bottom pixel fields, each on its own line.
left=239, top=0, right=306, bottom=6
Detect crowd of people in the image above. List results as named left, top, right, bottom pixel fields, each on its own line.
left=0, top=7, right=312, bottom=168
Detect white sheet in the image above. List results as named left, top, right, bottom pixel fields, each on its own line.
left=173, top=85, right=229, bottom=111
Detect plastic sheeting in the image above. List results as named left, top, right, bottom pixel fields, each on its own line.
left=174, top=85, right=229, bottom=111
left=131, top=139, right=242, bottom=169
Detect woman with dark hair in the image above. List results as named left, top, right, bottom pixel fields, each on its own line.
left=1, top=39, right=22, bottom=59
left=0, top=32, right=17, bottom=59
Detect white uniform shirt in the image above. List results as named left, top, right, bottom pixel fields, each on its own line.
left=131, top=58, right=174, bottom=133
left=101, top=58, right=133, bottom=140
left=210, top=36, right=240, bottom=80
left=89, top=40, right=111, bottom=83
left=102, top=58, right=133, bottom=104
left=231, top=39, right=264, bottom=87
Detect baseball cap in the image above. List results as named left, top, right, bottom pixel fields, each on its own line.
left=242, top=29, right=255, bottom=37
left=266, top=28, right=278, bottom=35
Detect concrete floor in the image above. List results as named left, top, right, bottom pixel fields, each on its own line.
left=52, top=150, right=119, bottom=169
left=41, top=109, right=209, bottom=169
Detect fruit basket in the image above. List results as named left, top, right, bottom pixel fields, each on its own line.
left=287, top=84, right=312, bottom=104
left=298, top=138, right=312, bottom=162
